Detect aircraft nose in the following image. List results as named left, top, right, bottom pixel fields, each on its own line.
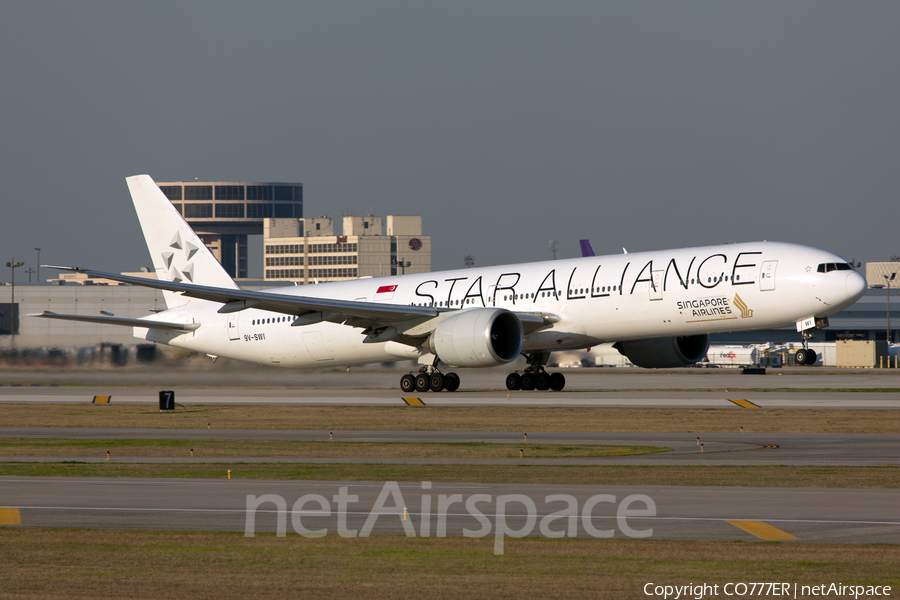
left=845, top=270, right=867, bottom=301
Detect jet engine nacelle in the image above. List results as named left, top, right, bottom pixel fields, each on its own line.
left=614, top=334, right=710, bottom=368
left=426, top=308, right=524, bottom=368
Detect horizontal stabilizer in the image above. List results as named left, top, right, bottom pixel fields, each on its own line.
left=31, top=311, right=200, bottom=332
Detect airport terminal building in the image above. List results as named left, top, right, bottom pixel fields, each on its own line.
left=263, top=215, right=431, bottom=284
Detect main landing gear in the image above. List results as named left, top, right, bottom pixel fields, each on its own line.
left=794, top=330, right=818, bottom=366
left=505, top=351, right=566, bottom=392
left=400, top=367, right=460, bottom=393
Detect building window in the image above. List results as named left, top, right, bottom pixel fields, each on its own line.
left=273, top=204, right=297, bottom=218
left=265, top=244, right=301, bottom=255
left=246, top=204, right=273, bottom=218
left=0, top=303, right=19, bottom=335
left=309, top=255, right=357, bottom=265
left=172, top=204, right=182, bottom=215
left=159, top=185, right=182, bottom=200
left=265, top=256, right=302, bottom=266
left=266, top=269, right=302, bottom=279
left=184, top=185, right=213, bottom=200
left=274, top=185, right=302, bottom=202
left=215, top=203, right=245, bottom=218
left=247, top=185, right=273, bottom=200
left=215, top=185, right=245, bottom=200
left=183, top=203, right=213, bottom=218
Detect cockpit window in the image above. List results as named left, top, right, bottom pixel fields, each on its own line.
left=817, top=263, right=853, bottom=273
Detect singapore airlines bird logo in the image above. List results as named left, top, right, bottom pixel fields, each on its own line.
left=733, top=294, right=753, bottom=319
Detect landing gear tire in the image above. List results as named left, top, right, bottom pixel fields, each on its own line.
left=400, top=374, right=416, bottom=393
left=795, top=349, right=812, bottom=366
left=520, top=373, right=536, bottom=391
left=444, top=372, right=460, bottom=392
left=535, top=372, right=551, bottom=391
left=414, top=373, right=430, bottom=392
left=549, top=372, right=566, bottom=391
left=505, top=373, right=521, bottom=391
left=804, top=349, right=817, bottom=365
left=429, top=372, right=445, bottom=392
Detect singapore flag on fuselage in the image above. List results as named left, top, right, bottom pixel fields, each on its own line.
left=374, top=285, right=397, bottom=301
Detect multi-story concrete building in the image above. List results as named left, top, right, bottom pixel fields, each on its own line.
left=263, top=215, right=430, bottom=284
left=157, top=181, right=303, bottom=279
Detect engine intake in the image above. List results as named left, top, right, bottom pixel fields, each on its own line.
left=426, top=308, right=524, bottom=368
left=614, top=335, right=709, bottom=368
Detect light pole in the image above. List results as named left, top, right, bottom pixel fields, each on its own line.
left=885, top=273, right=896, bottom=345
left=34, top=248, right=41, bottom=283
left=5, top=259, right=24, bottom=345
left=25, top=268, right=34, bottom=282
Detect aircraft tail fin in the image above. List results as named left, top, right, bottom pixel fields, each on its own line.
left=579, top=239, right=596, bottom=257
left=126, top=174, right=239, bottom=309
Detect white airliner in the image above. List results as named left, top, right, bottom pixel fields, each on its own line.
left=35, top=175, right=867, bottom=393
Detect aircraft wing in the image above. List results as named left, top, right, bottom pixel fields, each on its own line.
left=31, top=311, right=200, bottom=332
left=44, top=267, right=554, bottom=339
left=47, top=266, right=437, bottom=326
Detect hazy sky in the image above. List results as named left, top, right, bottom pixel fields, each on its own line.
left=2, top=2, right=898, bottom=282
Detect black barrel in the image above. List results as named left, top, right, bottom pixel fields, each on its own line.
left=159, top=390, right=175, bottom=411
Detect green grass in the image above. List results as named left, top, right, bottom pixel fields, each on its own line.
left=2, top=404, right=899, bottom=433
left=2, top=463, right=898, bottom=488
left=0, top=438, right=669, bottom=459
left=0, top=528, right=897, bottom=600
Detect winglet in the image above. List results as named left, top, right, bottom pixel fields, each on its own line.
left=579, top=240, right=595, bottom=257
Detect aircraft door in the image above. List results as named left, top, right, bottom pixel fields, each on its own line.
left=302, top=330, right=335, bottom=361
left=759, top=260, right=777, bottom=291
left=650, top=271, right=663, bottom=301
left=227, top=313, right=240, bottom=341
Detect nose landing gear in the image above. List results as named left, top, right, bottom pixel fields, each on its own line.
left=795, top=328, right=818, bottom=365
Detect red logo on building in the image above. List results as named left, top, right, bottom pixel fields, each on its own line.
left=409, top=238, right=422, bottom=251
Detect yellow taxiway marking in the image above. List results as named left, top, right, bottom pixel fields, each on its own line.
left=726, top=520, right=797, bottom=540
left=0, top=508, right=22, bottom=525
left=729, top=398, right=759, bottom=409
left=402, top=397, right=426, bottom=406
left=92, top=395, right=111, bottom=404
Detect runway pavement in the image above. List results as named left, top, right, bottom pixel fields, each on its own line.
left=3, top=387, right=900, bottom=408
left=1, top=369, right=897, bottom=544
left=2, top=477, right=898, bottom=545
left=1, top=428, right=897, bottom=465
left=3, top=365, right=900, bottom=391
